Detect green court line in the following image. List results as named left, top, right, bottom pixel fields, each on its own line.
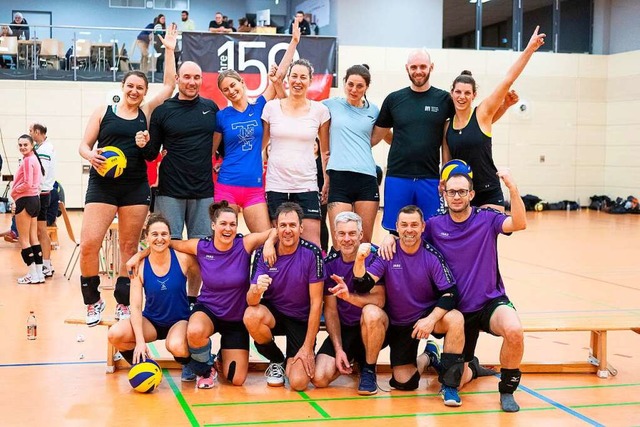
left=299, top=391, right=331, bottom=419
left=203, top=406, right=554, bottom=426
left=165, top=369, right=200, bottom=427
left=148, top=343, right=200, bottom=427
left=536, top=383, right=640, bottom=391
left=571, top=402, right=640, bottom=409
left=192, top=389, right=498, bottom=407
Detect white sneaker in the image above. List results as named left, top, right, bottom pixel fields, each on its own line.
left=17, top=274, right=44, bottom=285
left=86, top=299, right=106, bottom=327
left=42, top=265, right=55, bottom=278
left=115, top=304, right=130, bottom=320
left=265, top=362, right=285, bottom=387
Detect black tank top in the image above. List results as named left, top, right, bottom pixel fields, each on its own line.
left=90, top=105, right=148, bottom=183
left=446, top=108, right=499, bottom=191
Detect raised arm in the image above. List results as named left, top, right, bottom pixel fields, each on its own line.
left=143, top=23, right=178, bottom=115
left=478, top=26, right=545, bottom=124
left=263, top=21, right=300, bottom=101
left=500, top=170, right=527, bottom=233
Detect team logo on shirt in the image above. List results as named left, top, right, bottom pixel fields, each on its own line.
left=439, top=232, right=450, bottom=237
left=205, top=254, right=215, bottom=260
left=231, top=120, right=259, bottom=151
left=158, top=278, right=169, bottom=291
left=424, top=106, right=440, bottom=112
left=392, top=263, right=402, bottom=269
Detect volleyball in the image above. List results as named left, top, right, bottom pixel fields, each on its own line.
left=96, top=146, right=127, bottom=178
left=441, top=159, right=473, bottom=181
left=128, top=359, right=162, bottom=393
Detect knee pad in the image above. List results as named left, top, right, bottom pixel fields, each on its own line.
left=227, top=361, right=236, bottom=382
left=439, top=353, right=465, bottom=388
left=114, top=276, right=131, bottom=305
left=80, top=275, right=101, bottom=305
left=32, top=244, right=43, bottom=264
left=174, top=356, right=191, bottom=365
left=389, top=370, right=420, bottom=391
left=21, top=248, right=34, bottom=266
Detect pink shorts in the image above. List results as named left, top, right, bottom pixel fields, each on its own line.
left=214, top=182, right=266, bottom=208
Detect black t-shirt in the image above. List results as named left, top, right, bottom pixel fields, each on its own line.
left=149, top=95, right=219, bottom=199
left=209, top=21, right=229, bottom=30
left=289, top=19, right=311, bottom=35
left=376, top=86, right=454, bottom=179
left=446, top=108, right=499, bottom=191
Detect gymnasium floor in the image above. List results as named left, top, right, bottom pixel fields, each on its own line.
left=1, top=209, right=639, bottom=427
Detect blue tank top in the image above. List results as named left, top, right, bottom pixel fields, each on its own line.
left=142, top=249, right=190, bottom=327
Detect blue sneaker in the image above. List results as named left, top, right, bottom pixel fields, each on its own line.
left=358, top=366, right=378, bottom=395
left=181, top=364, right=196, bottom=382
left=424, top=340, right=442, bottom=374
left=440, top=385, right=462, bottom=407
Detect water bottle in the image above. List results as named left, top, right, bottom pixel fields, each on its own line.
left=27, top=311, right=37, bottom=340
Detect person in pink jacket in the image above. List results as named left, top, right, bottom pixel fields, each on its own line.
left=11, top=134, right=44, bottom=284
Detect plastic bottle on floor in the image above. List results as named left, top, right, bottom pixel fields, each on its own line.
left=27, top=311, right=37, bottom=340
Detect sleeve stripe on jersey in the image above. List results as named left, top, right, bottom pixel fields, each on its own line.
left=423, top=241, right=456, bottom=286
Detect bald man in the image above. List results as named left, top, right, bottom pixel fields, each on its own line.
left=371, top=50, right=511, bottom=231
left=146, top=62, right=218, bottom=383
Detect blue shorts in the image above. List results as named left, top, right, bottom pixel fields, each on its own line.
left=154, top=195, right=213, bottom=239
left=382, top=176, right=441, bottom=231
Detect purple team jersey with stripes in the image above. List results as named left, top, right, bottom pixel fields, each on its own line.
left=424, top=208, right=509, bottom=313
left=197, top=235, right=251, bottom=322
left=367, top=243, right=455, bottom=326
left=324, top=249, right=378, bottom=326
left=252, top=239, right=325, bottom=322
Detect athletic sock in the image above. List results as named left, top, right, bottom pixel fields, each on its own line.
left=255, top=340, right=285, bottom=364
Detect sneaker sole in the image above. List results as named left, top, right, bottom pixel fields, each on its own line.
left=357, top=388, right=378, bottom=396
left=182, top=377, right=197, bottom=382
left=443, top=400, right=462, bottom=407
left=267, top=382, right=285, bottom=387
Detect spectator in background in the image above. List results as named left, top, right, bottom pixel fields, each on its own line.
left=237, top=18, right=252, bottom=33
left=180, top=10, right=196, bottom=32
left=226, top=19, right=237, bottom=32
left=153, top=14, right=167, bottom=72
left=10, top=12, right=29, bottom=40
left=209, top=12, right=232, bottom=34
left=1, top=24, right=12, bottom=36
left=136, top=18, right=155, bottom=74
left=289, top=11, right=311, bottom=36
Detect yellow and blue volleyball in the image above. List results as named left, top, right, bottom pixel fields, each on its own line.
left=441, top=159, right=473, bottom=181
left=128, top=359, right=162, bottom=393
left=96, top=146, right=127, bottom=178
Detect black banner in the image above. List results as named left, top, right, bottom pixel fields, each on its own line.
left=182, top=33, right=337, bottom=107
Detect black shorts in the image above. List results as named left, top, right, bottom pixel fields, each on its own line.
left=15, top=196, right=40, bottom=217
left=85, top=177, right=151, bottom=207
left=327, top=170, right=380, bottom=204
left=462, top=296, right=515, bottom=362
left=37, top=193, right=51, bottom=222
left=387, top=307, right=445, bottom=367
left=266, top=191, right=321, bottom=220
left=471, top=186, right=504, bottom=207
left=192, top=303, right=250, bottom=350
left=146, top=318, right=175, bottom=341
left=263, top=301, right=312, bottom=359
left=317, top=323, right=365, bottom=364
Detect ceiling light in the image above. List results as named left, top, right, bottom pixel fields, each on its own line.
left=469, top=0, right=491, bottom=3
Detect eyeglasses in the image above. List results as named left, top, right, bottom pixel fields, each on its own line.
left=445, top=189, right=470, bottom=197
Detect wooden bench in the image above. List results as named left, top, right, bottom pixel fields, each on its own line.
left=501, top=312, right=640, bottom=378
left=66, top=313, right=640, bottom=377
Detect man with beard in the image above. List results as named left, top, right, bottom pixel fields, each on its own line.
left=424, top=170, right=527, bottom=412
left=371, top=50, right=513, bottom=231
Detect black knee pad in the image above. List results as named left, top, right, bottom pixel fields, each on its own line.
left=80, top=275, right=101, bottom=305
left=498, top=368, right=521, bottom=394
left=389, top=370, right=420, bottom=391
left=227, top=361, right=236, bottom=382
left=439, top=353, right=465, bottom=388
left=21, top=248, right=34, bottom=266
left=114, top=276, right=131, bottom=305
left=174, top=356, right=191, bottom=365
left=32, top=244, right=43, bottom=264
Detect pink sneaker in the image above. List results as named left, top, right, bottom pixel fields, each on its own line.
left=196, top=369, right=218, bottom=389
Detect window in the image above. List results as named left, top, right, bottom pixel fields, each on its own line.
left=443, top=0, right=477, bottom=49
left=481, top=0, right=514, bottom=49
left=109, top=0, right=145, bottom=8
left=558, top=0, right=592, bottom=53
left=523, top=0, right=555, bottom=52
left=154, top=0, right=189, bottom=11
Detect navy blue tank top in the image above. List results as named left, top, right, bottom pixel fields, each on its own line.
left=142, top=249, right=190, bottom=327
left=446, top=108, right=500, bottom=192
left=90, top=105, right=148, bottom=183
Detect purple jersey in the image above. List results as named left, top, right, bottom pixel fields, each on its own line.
left=368, top=243, right=455, bottom=326
left=324, top=248, right=378, bottom=327
left=424, top=208, right=508, bottom=313
left=197, top=235, right=251, bottom=321
left=252, top=239, right=325, bottom=322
